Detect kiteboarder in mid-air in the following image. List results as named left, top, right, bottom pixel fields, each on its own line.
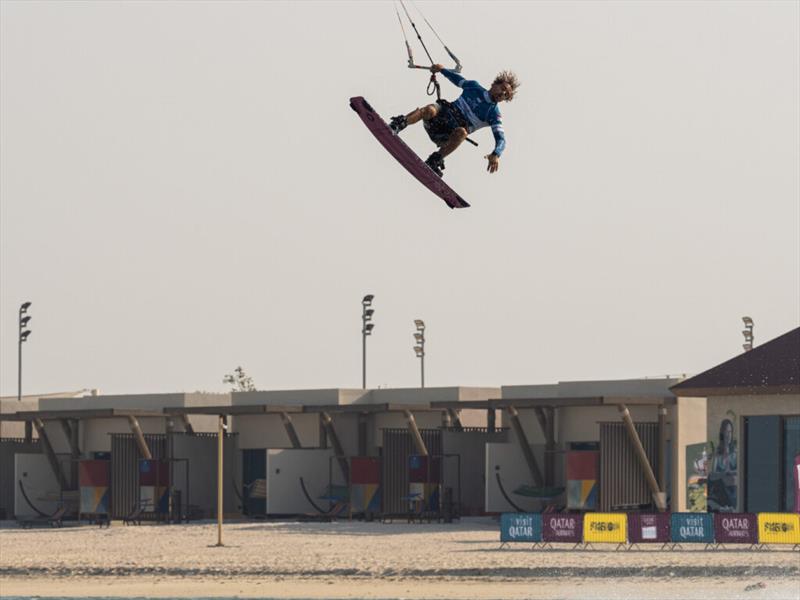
left=389, top=64, right=519, bottom=177
left=349, top=2, right=520, bottom=208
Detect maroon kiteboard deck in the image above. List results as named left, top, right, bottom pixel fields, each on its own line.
left=349, top=96, right=470, bottom=209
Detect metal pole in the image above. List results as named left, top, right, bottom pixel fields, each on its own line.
left=216, top=415, right=224, bottom=546
left=17, top=334, right=22, bottom=403
left=362, top=328, right=366, bottom=389
left=421, top=352, right=425, bottom=388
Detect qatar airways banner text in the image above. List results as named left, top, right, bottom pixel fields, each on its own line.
left=543, top=514, right=583, bottom=543
left=714, top=513, right=757, bottom=544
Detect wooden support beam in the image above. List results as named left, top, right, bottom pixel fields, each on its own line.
left=532, top=408, right=556, bottom=486
left=126, top=416, right=152, bottom=460
left=180, top=414, right=195, bottom=435
left=618, top=404, right=666, bottom=512
left=447, top=409, right=464, bottom=431
left=658, top=405, right=668, bottom=494
left=403, top=410, right=429, bottom=457
left=318, top=414, right=328, bottom=449
left=545, top=407, right=556, bottom=487
left=320, top=412, right=349, bottom=482
left=60, top=419, right=81, bottom=489
left=280, top=411, right=302, bottom=449
left=32, top=419, right=69, bottom=490
left=505, top=405, right=543, bottom=488
left=59, top=419, right=81, bottom=456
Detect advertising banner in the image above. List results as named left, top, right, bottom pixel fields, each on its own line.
left=78, top=460, right=110, bottom=515
left=500, top=513, right=543, bottom=543
left=542, top=513, right=583, bottom=543
left=350, top=457, right=381, bottom=513
left=139, top=459, right=169, bottom=513
left=584, top=512, right=627, bottom=544
left=670, top=512, right=714, bottom=544
left=757, top=513, right=800, bottom=545
left=566, top=451, right=599, bottom=510
left=627, top=513, right=670, bottom=544
left=714, top=513, right=757, bottom=544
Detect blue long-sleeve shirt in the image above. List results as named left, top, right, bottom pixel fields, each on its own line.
left=440, top=69, right=506, bottom=156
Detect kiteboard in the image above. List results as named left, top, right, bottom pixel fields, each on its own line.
left=349, top=96, right=470, bottom=209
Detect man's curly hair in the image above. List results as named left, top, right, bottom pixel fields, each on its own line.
left=493, top=70, right=520, bottom=101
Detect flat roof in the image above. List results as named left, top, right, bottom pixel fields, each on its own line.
left=432, top=395, right=675, bottom=410
left=4, top=408, right=167, bottom=421
left=165, top=405, right=303, bottom=416
left=301, top=403, right=438, bottom=413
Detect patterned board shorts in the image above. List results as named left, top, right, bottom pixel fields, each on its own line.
left=423, top=100, right=469, bottom=146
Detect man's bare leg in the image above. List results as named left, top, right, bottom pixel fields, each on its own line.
left=405, top=104, right=439, bottom=125
left=438, top=127, right=468, bottom=158
left=390, top=104, right=439, bottom=133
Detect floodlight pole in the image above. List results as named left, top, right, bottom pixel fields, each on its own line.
left=361, top=295, right=374, bottom=389
left=414, top=320, right=425, bottom=389
left=18, top=302, right=32, bottom=402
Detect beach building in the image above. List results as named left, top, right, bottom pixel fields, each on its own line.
left=1, top=391, right=231, bottom=520
left=475, top=379, right=678, bottom=514
left=0, top=389, right=97, bottom=518
left=670, top=326, right=800, bottom=514
left=170, top=387, right=501, bottom=518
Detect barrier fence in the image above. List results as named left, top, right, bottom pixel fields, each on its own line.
left=499, top=512, right=800, bottom=550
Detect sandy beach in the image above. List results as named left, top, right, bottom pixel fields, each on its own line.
left=1, top=518, right=799, bottom=599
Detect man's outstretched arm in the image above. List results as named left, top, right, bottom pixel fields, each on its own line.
left=485, top=121, right=505, bottom=174
left=431, top=64, right=465, bottom=88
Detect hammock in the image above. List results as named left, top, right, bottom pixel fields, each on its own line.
left=513, top=485, right=565, bottom=499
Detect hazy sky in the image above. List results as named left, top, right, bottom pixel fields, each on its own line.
left=1, top=1, right=798, bottom=396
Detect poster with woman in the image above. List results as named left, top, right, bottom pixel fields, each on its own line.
left=707, top=418, right=738, bottom=512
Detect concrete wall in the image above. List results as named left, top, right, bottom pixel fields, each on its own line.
left=266, top=448, right=336, bottom=515
left=38, top=392, right=229, bottom=411
left=370, top=387, right=499, bottom=405
left=442, top=429, right=509, bottom=515
left=0, top=396, right=40, bottom=438
left=14, top=453, right=61, bottom=518
left=672, top=397, right=708, bottom=512
left=172, top=434, right=239, bottom=518
left=485, top=442, right=552, bottom=513
left=234, top=413, right=321, bottom=450
left=82, top=416, right=168, bottom=453
left=233, top=389, right=368, bottom=407
left=498, top=404, right=659, bottom=445
left=326, top=412, right=362, bottom=456
left=373, top=410, right=444, bottom=446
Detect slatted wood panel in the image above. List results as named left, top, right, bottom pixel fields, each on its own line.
left=600, top=422, right=658, bottom=511
left=381, top=428, right=441, bottom=515
left=110, top=434, right=166, bottom=519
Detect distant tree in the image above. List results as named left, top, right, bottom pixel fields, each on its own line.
left=223, top=366, right=256, bottom=392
